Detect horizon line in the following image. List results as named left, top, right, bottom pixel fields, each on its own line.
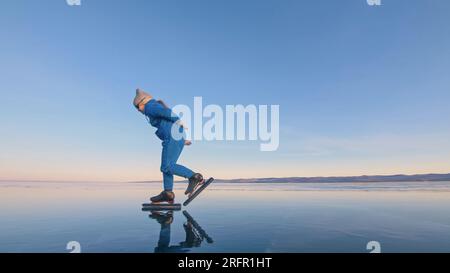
left=1, top=171, right=449, bottom=184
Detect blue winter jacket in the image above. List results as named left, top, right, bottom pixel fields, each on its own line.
left=143, top=99, right=180, bottom=141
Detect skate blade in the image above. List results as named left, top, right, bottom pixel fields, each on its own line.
left=142, top=203, right=181, bottom=211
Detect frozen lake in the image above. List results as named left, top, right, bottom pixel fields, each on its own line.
left=1, top=181, right=450, bottom=253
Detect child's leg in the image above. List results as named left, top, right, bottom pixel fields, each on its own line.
left=158, top=223, right=171, bottom=248
left=161, top=138, right=195, bottom=190
left=162, top=172, right=174, bottom=191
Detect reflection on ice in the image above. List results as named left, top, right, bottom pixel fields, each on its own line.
left=147, top=210, right=213, bottom=253
left=1, top=181, right=450, bottom=252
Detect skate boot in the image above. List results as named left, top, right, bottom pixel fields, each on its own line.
left=185, top=173, right=204, bottom=195
left=149, top=211, right=174, bottom=225
left=150, top=190, right=175, bottom=204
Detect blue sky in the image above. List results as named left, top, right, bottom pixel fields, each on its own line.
left=1, top=0, right=450, bottom=181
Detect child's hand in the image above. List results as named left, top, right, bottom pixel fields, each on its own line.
left=176, top=120, right=188, bottom=130
left=184, top=140, right=192, bottom=146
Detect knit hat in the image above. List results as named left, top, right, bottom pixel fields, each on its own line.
left=133, top=88, right=153, bottom=108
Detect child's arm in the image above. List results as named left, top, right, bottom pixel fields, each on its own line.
left=146, top=101, right=180, bottom=122
left=157, top=100, right=169, bottom=109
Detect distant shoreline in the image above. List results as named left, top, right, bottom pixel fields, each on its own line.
left=131, top=173, right=450, bottom=184
left=2, top=173, right=450, bottom=184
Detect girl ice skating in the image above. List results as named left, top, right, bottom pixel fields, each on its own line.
left=133, top=89, right=209, bottom=207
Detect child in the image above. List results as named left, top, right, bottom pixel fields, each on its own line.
left=133, top=89, right=204, bottom=204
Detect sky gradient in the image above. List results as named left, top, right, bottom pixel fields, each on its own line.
left=1, top=0, right=450, bottom=181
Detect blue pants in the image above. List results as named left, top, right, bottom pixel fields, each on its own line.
left=160, top=137, right=195, bottom=191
